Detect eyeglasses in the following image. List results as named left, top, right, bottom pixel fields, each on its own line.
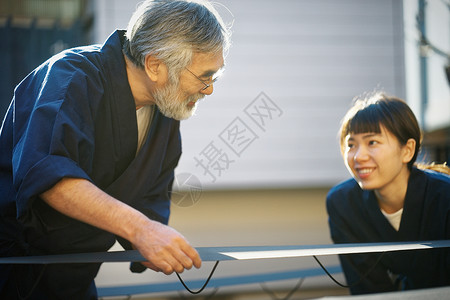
left=185, top=68, right=217, bottom=91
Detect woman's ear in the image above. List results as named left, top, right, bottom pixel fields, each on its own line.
left=402, top=138, right=416, bottom=164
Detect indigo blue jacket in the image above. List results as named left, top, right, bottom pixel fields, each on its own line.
left=0, top=30, right=181, bottom=256
left=327, top=167, right=450, bottom=294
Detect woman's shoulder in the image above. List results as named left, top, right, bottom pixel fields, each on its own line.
left=328, top=178, right=360, bottom=196
left=414, top=165, right=450, bottom=186
left=416, top=162, right=450, bottom=176
left=326, top=178, right=365, bottom=208
left=411, top=167, right=450, bottom=203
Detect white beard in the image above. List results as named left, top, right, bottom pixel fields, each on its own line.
left=153, top=79, right=204, bottom=120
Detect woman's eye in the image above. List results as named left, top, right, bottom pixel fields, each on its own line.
left=369, top=140, right=378, bottom=146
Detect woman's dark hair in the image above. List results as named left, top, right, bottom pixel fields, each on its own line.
left=339, top=93, right=422, bottom=170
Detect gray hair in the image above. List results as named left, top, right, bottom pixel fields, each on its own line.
left=123, top=0, right=232, bottom=79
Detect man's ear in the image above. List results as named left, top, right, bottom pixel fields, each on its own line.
left=144, top=54, right=163, bottom=82
left=402, top=138, right=416, bottom=164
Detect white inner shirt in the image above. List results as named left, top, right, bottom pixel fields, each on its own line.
left=135, top=105, right=154, bottom=154
left=381, top=208, right=403, bottom=231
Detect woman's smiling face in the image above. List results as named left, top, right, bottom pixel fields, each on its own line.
left=344, top=125, right=414, bottom=193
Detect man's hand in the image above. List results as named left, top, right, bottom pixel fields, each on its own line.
left=132, top=222, right=201, bottom=275
left=40, top=178, right=201, bottom=275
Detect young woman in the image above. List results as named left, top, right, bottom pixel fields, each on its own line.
left=326, top=93, right=450, bottom=294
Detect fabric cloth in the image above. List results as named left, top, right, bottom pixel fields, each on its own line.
left=136, top=105, right=155, bottom=154
left=381, top=208, right=403, bottom=231
left=326, top=167, right=450, bottom=294
left=0, top=30, right=181, bottom=299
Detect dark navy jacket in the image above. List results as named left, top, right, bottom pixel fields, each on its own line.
left=0, top=30, right=181, bottom=299
left=326, top=167, right=450, bottom=294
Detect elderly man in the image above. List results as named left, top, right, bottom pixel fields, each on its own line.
left=0, top=0, right=231, bottom=298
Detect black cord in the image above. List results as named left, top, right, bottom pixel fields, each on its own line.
left=260, top=277, right=305, bottom=300
left=175, top=252, right=385, bottom=295
left=178, top=287, right=220, bottom=299
left=313, top=252, right=386, bottom=288
left=175, top=260, right=220, bottom=294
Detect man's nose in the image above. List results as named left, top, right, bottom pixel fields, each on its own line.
left=200, top=83, right=214, bottom=95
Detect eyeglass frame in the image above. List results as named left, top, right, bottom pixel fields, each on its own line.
left=185, top=68, right=217, bottom=91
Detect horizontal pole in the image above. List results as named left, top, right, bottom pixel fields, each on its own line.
left=0, top=240, right=449, bottom=264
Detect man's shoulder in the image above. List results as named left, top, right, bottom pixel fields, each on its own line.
left=47, top=44, right=103, bottom=73
left=46, top=30, right=123, bottom=75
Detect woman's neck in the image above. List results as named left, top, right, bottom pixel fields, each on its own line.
left=374, top=167, right=411, bottom=214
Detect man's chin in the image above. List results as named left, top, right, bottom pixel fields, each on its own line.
left=163, top=105, right=197, bottom=121
left=178, top=106, right=197, bottom=120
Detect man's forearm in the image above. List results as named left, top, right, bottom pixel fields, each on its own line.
left=40, top=177, right=149, bottom=244
left=39, top=177, right=201, bottom=274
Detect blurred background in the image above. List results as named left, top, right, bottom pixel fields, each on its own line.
left=1, top=0, right=449, bottom=299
